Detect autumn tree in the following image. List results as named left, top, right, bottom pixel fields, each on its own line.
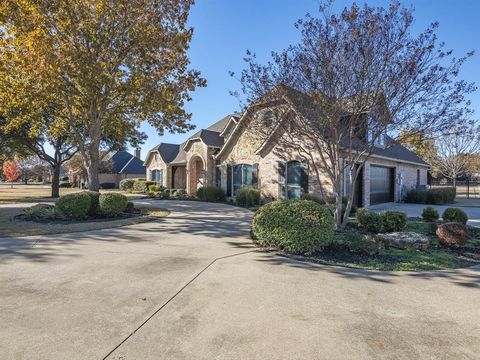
left=231, top=1, right=475, bottom=228
left=3, top=160, right=21, bottom=188
left=0, top=0, right=205, bottom=191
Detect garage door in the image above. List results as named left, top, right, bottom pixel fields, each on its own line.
left=370, top=166, right=394, bottom=205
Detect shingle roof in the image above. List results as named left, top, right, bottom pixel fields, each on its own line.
left=372, top=138, right=429, bottom=166
left=107, top=151, right=146, bottom=174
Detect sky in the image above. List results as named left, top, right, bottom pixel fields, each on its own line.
left=131, top=0, right=480, bottom=159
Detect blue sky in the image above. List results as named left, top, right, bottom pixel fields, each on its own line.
left=132, top=0, right=480, bottom=158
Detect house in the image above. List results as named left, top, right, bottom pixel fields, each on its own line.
left=97, top=149, right=146, bottom=188
left=144, top=87, right=428, bottom=207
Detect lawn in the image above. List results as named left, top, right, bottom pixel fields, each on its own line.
left=0, top=183, right=145, bottom=204
left=0, top=204, right=169, bottom=237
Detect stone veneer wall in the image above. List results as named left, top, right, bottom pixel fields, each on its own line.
left=145, top=152, right=168, bottom=187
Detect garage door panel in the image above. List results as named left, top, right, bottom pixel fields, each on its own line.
left=370, top=166, right=394, bottom=205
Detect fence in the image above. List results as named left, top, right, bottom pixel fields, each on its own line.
left=430, top=179, right=480, bottom=199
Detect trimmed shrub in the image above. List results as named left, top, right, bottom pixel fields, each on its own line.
left=442, top=208, right=468, bottom=224
left=119, top=179, right=135, bottom=191
left=148, top=184, right=165, bottom=192
left=82, top=191, right=100, bottom=215
left=196, top=186, right=226, bottom=202
left=132, top=180, right=155, bottom=193
left=405, top=187, right=455, bottom=205
left=381, top=211, right=407, bottom=233
left=56, top=192, right=91, bottom=220
left=252, top=200, right=335, bottom=254
left=436, top=222, right=469, bottom=247
left=236, top=188, right=261, bottom=207
left=99, top=193, right=128, bottom=217
left=422, top=206, right=439, bottom=222
left=174, top=189, right=188, bottom=198
left=356, top=208, right=383, bottom=234
left=125, top=201, right=135, bottom=213
left=333, top=230, right=380, bottom=256
left=99, top=182, right=115, bottom=189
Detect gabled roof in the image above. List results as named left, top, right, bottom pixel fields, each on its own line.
left=144, top=143, right=180, bottom=166
left=183, top=129, right=225, bottom=149
left=104, top=151, right=146, bottom=174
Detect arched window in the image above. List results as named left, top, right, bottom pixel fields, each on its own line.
left=286, top=160, right=308, bottom=199
left=151, top=169, right=163, bottom=184
left=232, top=164, right=253, bottom=194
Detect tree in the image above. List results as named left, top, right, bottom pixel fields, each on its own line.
left=0, top=0, right=205, bottom=191
left=3, top=160, right=21, bottom=188
left=427, top=126, right=480, bottom=187
left=231, top=1, right=475, bottom=228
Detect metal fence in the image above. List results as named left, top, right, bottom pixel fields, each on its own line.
left=430, top=179, right=480, bottom=199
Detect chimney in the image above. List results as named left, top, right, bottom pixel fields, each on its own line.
left=134, top=147, right=141, bottom=159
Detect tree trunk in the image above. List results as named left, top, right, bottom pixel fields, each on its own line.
left=86, top=153, right=100, bottom=191
left=51, top=163, right=61, bottom=198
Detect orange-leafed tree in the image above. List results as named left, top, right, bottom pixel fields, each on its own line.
left=3, top=160, right=21, bottom=188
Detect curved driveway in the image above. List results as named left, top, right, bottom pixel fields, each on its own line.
left=1, top=200, right=479, bottom=360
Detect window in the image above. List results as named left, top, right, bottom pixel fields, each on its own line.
left=286, top=161, right=308, bottom=199
left=151, top=169, right=163, bottom=184
left=416, top=169, right=420, bottom=186
left=232, top=164, right=253, bottom=194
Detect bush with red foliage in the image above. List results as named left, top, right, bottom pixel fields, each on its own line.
left=436, top=222, right=469, bottom=248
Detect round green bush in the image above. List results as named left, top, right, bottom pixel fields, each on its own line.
left=99, top=193, right=128, bottom=217
left=82, top=191, right=100, bottom=215
left=381, top=211, right=407, bottom=233
left=196, top=186, right=226, bottom=202
left=442, top=208, right=468, bottom=224
left=333, top=230, right=380, bottom=256
left=356, top=208, right=382, bottom=233
left=252, top=200, right=335, bottom=254
left=55, top=192, right=92, bottom=220
left=119, top=179, right=136, bottom=191
left=422, top=206, right=439, bottom=222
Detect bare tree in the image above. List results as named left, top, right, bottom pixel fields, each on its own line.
left=231, top=1, right=475, bottom=228
left=427, top=127, right=480, bottom=187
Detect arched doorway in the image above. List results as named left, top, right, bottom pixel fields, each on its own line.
left=188, top=155, right=205, bottom=195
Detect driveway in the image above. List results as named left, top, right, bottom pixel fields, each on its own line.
left=1, top=200, right=479, bottom=359
left=370, top=201, right=480, bottom=227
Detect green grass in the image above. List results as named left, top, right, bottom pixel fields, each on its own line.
left=302, top=218, right=480, bottom=271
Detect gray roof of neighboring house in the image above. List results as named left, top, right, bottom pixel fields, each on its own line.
left=106, top=151, right=146, bottom=174
left=372, top=138, right=429, bottom=166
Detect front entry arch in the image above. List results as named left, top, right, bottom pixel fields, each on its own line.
left=188, top=155, right=205, bottom=195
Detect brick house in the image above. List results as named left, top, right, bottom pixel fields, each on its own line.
left=97, top=149, right=146, bottom=188
left=144, top=88, right=428, bottom=207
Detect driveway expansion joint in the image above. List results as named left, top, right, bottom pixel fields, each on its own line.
left=102, top=249, right=257, bottom=360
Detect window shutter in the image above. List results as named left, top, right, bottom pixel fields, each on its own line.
left=252, top=163, right=259, bottom=188
left=278, top=161, right=286, bottom=200
left=226, top=165, right=232, bottom=197
left=301, top=160, right=309, bottom=195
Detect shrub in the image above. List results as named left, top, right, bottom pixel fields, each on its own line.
left=436, top=222, right=469, bottom=247
left=125, top=201, right=135, bottom=213
left=236, top=188, right=261, bottom=207
left=119, top=179, right=136, bottom=191
left=333, top=230, right=380, bottom=256
left=22, top=204, right=56, bottom=220
left=99, top=193, right=128, bottom=217
left=132, top=180, right=155, bottom=193
left=99, top=182, right=115, bottom=189
left=61, top=176, right=69, bottom=181
left=252, top=200, right=335, bottom=254
left=55, top=192, right=91, bottom=220
left=82, top=191, right=100, bottom=215
left=422, top=206, right=439, bottom=222
left=442, top=208, right=468, bottom=224
left=381, top=211, right=407, bottom=233
left=174, top=189, right=188, bottom=198
left=196, top=186, right=226, bottom=202
left=356, top=208, right=382, bottom=234
left=148, top=184, right=165, bottom=192
left=59, top=182, right=72, bottom=188
left=405, top=187, right=455, bottom=205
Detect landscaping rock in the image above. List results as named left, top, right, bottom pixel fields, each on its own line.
left=376, top=232, right=430, bottom=250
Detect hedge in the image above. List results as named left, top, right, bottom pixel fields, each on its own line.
left=99, top=193, right=128, bottom=217
left=405, top=187, right=455, bottom=205
left=236, top=188, right=261, bottom=207
left=82, top=191, right=100, bottom=215
left=356, top=208, right=383, bottom=234
left=381, top=211, right=407, bottom=233
left=99, top=182, right=116, bottom=189
left=56, top=192, right=91, bottom=220
left=119, top=179, right=136, bottom=191
left=196, top=186, right=226, bottom=202
left=252, top=200, right=335, bottom=254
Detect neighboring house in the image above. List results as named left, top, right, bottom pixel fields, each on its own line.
left=98, top=149, right=146, bottom=188
left=145, top=87, right=428, bottom=207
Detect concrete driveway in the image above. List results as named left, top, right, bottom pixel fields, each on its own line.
left=1, top=200, right=479, bottom=359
